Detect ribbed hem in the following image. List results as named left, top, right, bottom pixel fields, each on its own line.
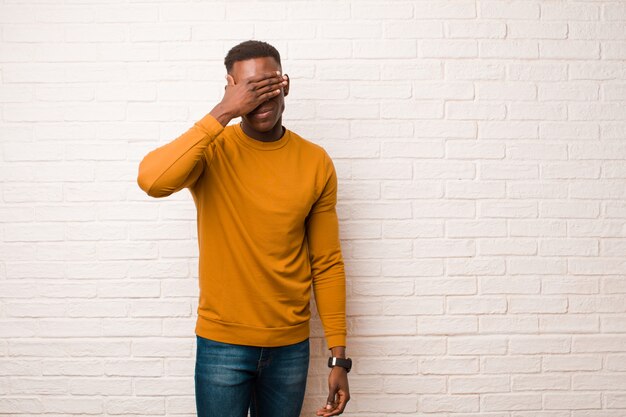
left=195, top=315, right=310, bottom=347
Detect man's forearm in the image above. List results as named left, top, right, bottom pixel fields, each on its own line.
left=209, top=102, right=234, bottom=127
left=137, top=112, right=224, bottom=198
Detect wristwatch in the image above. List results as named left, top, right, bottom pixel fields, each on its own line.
left=328, top=356, right=352, bottom=373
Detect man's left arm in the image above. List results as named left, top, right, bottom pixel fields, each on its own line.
left=305, top=153, right=350, bottom=417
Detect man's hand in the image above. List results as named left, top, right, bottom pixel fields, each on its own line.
left=316, top=367, right=350, bottom=416
left=209, top=71, right=287, bottom=127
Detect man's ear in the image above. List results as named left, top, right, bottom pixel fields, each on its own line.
left=283, top=73, right=290, bottom=97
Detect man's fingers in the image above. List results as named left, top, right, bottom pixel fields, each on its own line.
left=258, top=88, right=282, bottom=102
left=251, top=75, right=285, bottom=91
left=256, top=81, right=285, bottom=96
left=316, top=405, right=336, bottom=417
left=246, top=70, right=282, bottom=83
left=317, top=403, right=337, bottom=417
left=321, top=405, right=341, bottom=417
left=334, top=397, right=348, bottom=414
left=320, top=390, right=349, bottom=416
left=323, top=401, right=345, bottom=416
left=319, top=390, right=338, bottom=415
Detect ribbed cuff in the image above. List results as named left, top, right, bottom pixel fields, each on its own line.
left=326, top=334, right=347, bottom=350
left=194, top=113, right=225, bottom=136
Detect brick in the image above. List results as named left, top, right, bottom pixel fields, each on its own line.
left=288, top=41, right=351, bottom=59
left=480, top=316, right=539, bottom=334
left=225, top=3, right=286, bottom=20
left=351, top=317, right=416, bottom=336
left=321, top=22, right=381, bottom=38
left=448, top=336, right=507, bottom=354
left=420, top=394, right=479, bottom=412
left=66, top=24, right=127, bottom=42
left=355, top=40, right=417, bottom=58
left=544, top=393, right=601, bottom=410
left=384, top=376, right=445, bottom=394
left=477, top=81, right=536, bottom=100
left=446, top=141, right=505, bottom=160
left=508, top=22, right=567, bottom=39
left=569, top=22, right=626, bottom=40
left=508, top=63, right=568, bottom=80
left=351, top=82, right=411, bottom=98
left=512, top=375, right=570, bottom=391
left=420, top=40, right=478, bottom=58
left=414, top=82, right=474, bottom=99
left=603, top=2, right=626, bottom=21
left=160, top=4, right=224, bottom=21
left=540, top=41, right=600, bottom=59
left=446, top=21, right=506, bottom=38
left=480, top=40, right=538, bottom=58
left=382, top=61, right=443, bottom=80
left=382, top=141, right=443, bottom=158
left=480, top=1, right=539, bottom=19
left=414, top=1, right=476, bottom=19
left=383, top=219, right=443, bottom=238
left=382, top=259, right=443, bottom=277
left=381, top=100, right=443, bottom=119
left=384, top=21, right=443, bottom=39
left=542, top=3, right=600, bottom=20
left=450, top=376, right=509, bottom=393
left=95, top=5, right=158, bottom=23
left=352, top=2, right=414, bottom=19
left=318, top=63, right=380, bottom=81
left=482, top=394, right=542, bottom=411
left=316, top=102, right=379, bottom=119
left=508, top=103, right=567, bottom=121
left=446, top=61, right=504, bottom=80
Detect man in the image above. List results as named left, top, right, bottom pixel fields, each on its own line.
left=137, top=40, right=350, bottom=417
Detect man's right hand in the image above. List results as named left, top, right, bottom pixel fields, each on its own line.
left=209, top=71, right=287, bottom=127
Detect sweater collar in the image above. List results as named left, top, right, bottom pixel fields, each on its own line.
left=233, top=122, right=291, bottom=151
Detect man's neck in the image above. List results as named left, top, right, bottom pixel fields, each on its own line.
left=241, top=119, right=285, bottom=142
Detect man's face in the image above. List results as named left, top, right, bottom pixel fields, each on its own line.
left=230, top=56, right=288, bottom=133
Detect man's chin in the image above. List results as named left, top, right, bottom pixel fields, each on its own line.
left=242, top=117, right=279, bottom=133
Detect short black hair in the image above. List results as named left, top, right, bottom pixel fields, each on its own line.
left=224, top=40, right=281, bottom=74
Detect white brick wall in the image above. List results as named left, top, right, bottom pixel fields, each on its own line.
left=1, top=0, right=625, bottom=415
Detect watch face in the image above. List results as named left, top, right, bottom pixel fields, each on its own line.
left=328, top=357, right=352, bottom=371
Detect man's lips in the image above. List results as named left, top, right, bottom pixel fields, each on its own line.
left=250, top=105, right=274, bottom=118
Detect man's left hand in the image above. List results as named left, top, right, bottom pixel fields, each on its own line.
left=316, top=366, right=350, bottom=416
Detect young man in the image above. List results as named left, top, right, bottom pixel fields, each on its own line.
left=137, top=40, right=350, bottom=417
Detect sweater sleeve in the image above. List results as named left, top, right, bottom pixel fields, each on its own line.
left=306, top=153, right=347, bottom=349
left=137, top=113, right=224, bottom=198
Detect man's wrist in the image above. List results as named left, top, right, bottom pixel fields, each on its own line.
left=330, top=346, right=346, bottom=359
left=209, top=103, right=234, bottom=127
left=328, top=356, right=352, bottom=373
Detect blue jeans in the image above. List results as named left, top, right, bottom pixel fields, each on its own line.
left=194, top=334, right=310, bottom=417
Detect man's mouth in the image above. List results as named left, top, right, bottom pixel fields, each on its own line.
left=250, top=105, right=274, bottom=119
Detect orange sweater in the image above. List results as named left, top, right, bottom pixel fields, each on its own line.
left=137, top=113, right=346, bottom=349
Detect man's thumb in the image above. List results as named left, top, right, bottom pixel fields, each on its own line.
left=225, top=74, right=235, bottom=86
left=326, top=394, right=335, bottom=409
